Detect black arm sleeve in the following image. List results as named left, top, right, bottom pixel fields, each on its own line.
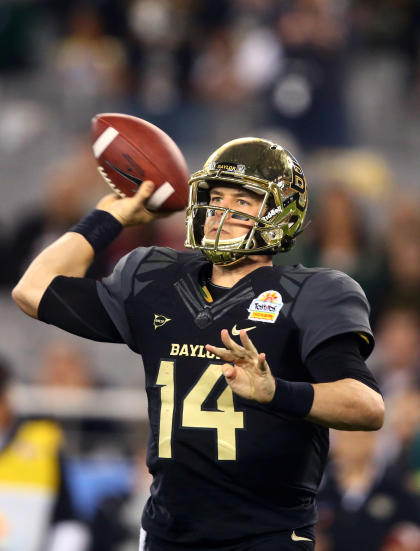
left=38, top=276, right=124, bottom=343
left=305, top=333, right=381, bottom=394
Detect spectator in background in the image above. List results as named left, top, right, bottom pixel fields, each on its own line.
left=381, top=522, right=420, bottom=551
left=53, top=4, right=128, bottom=101
left=0, top=225, right=8, bottom=287
left=2, top=143, right=158, bottom=286
left=317, top=430, right=420, bottom=551
left=367, top=304, right=420, bottom=493
left=410, top=430, right=420, bottom=495
left=383, top=386, right=420, bottom=494
left=3, top=145, right=100, bottom=286
left=0, top=355, right=89, bottom=551
left=0, top=0, right=45, bottom=72
left=266, top=0, right=350, bottom=150
left=370, top=305, right=420, bottom=397
left=301, top=184, right=370, bottom=281
left=89, top=444, right=152, bottom=551
left=34, top=340, right=121, bottom=456
left=365, top=199, right=420, bottom=325
left=126, top=0, right=196, bottom=116
left=191, top=25, right=250, bottom=105
left=38, top=341, right=94, bottom=389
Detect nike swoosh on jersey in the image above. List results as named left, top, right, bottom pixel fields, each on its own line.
left=291, top=530, right=312, bottom=542
left=106, top=161, right=144, bottom=190
left=231, top=324, right=256, bottom=336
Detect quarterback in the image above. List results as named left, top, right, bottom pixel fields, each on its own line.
left=13, top=138, right=384, bottom=551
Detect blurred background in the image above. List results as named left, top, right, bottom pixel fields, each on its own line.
left=0, top=0, right=419, bottom=549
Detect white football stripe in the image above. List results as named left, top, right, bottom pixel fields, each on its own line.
left=93, top=127, right=119, bottom=158
left=147, top=182, right=175, bottom=209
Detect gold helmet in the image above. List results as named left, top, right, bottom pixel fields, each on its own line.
left=185, top=137, right=308, bottom=265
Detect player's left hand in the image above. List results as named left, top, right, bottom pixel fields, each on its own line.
left=205, top=329, right=276, bottom=404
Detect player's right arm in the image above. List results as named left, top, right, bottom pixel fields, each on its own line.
left=12, top=181, right=157, bottom=319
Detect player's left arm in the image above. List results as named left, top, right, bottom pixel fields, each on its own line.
left=206, top=330, right=384, bottom=431
left=301, top=332, right=384, bottom=430
left=304, top=377, right=384, bottom=430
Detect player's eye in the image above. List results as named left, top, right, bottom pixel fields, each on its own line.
left=237, top=199, right=250, bottom=207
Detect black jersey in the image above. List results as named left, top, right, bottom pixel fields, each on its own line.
left=94, top=247, right=374, bottom=546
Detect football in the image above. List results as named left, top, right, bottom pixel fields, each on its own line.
left=91, top=113, right=190, bottom=212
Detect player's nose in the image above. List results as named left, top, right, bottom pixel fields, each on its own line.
left=212, top=203, right=230, bottom=218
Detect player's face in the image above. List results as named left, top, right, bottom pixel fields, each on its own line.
left=204, top=186, right=263, bottom=240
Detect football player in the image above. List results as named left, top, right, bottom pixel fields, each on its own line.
left=12, top=138, right=384, bottom=551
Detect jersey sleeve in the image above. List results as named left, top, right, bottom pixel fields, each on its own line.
left=292, top=269, right=374, bottom=363
left=96, top=247, right=149, bottom=353
left=38, top=276, right=124, bottom=344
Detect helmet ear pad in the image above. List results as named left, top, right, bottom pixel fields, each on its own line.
left=252, top=195, right=277, bottom=251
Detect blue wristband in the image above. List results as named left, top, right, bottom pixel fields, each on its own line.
left=69, top=209, right=123, bottom=253
left=265, top=379, right=314, bottom=418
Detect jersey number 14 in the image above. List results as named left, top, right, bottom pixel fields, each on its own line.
left=156, top=361, right=244, bottom=460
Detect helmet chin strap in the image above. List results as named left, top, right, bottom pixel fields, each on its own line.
left=202, top=247, right=249, bottom=267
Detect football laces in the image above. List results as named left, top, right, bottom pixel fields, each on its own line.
left=97, top=166, right=127, bottom=198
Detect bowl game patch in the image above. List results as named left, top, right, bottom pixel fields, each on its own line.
left=248, top=290, right=283, bottom=323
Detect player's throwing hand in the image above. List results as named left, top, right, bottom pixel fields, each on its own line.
left=96, top=181, right=169, bottom=227
left=206, top=329, right=276, bottom=404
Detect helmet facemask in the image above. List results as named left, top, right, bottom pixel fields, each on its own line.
left=185, top=138, right=308, bottom=266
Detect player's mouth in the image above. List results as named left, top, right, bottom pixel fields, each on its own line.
left=208, top=227, right=230, bottom=236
